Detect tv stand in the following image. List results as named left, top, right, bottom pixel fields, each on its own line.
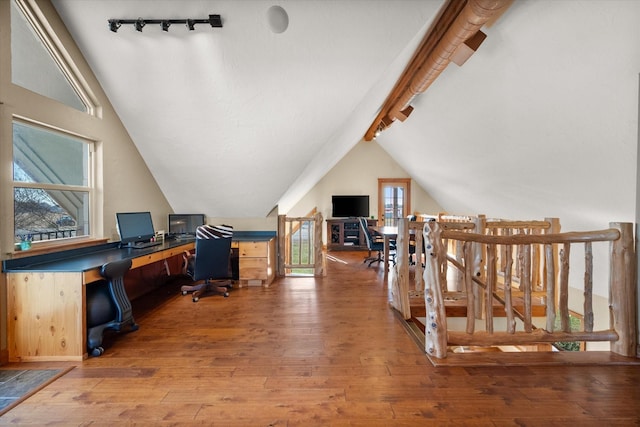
left=326, top=218, right=376, bottom=251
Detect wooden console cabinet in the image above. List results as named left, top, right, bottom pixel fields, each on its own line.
left=326, top=218, right=376, bottom=251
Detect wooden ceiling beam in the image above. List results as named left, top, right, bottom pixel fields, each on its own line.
left=364, top=0, right=512, bottom=141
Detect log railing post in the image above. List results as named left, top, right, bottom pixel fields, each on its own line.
left=396, top=218, right=411, bottom=319
left=473, top=214, right=486, bottom=319
left=314, top=213, right=324, bottom=277
left=411, top=220, right=425, bottom=292
left=609, top=222, right=637, bottom=357
left=277, top=215, right=286, bottom=277
left=423, top=221, right=447, bottom=358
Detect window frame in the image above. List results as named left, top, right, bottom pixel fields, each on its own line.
left=12, top=117, right=96, bottom=251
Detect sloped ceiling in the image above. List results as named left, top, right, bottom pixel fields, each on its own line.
left=51, top=0, right=444, bottom=218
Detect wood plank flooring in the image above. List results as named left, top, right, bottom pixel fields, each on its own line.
left=1, top=251, right=639, bottom=425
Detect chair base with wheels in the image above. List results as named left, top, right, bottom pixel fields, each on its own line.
left=86, top=258, right=138, bottom=357
left=363, top=248, right=384, bottom=266
left=181, top=277, right=232, bottom=302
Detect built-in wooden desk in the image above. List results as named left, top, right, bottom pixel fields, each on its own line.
left=3, top=240, right=194, bottom=362
left=2, top=231, right=276, bottom=362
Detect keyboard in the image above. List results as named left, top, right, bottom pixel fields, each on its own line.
left=132, top=241, right=162, bottom=249
left=174, top=233, right=195, bottom=240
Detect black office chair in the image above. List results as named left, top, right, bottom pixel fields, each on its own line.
left=359, top=217, right=395, bottom=267
left=86, top=258, right=139, bottom=357
left=181, top=224, right=234, bottom=302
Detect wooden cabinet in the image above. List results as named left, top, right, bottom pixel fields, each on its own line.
left=326, top=218, right=375, bottom=251
left=238, top=237, right=276, bottom=286
left=7, top=271, right=85, bottom=362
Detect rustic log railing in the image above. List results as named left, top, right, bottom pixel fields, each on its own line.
left=418, top=221, right=637, bottom=358
left=277, top=213, right=324, bottom=277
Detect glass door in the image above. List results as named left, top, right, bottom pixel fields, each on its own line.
left=378, top=178, right=411, bottom=226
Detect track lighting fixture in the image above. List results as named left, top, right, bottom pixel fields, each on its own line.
left=108, top=14, right=223, bottom=33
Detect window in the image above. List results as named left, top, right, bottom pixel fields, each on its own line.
left=13, top=120, right=93, bottom=245
left=10, top=0, right=91, bottom=112
left=378, top=178, right=411, bottom=226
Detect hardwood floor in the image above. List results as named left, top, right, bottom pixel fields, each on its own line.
left=1, top=251, right=639, bottom=425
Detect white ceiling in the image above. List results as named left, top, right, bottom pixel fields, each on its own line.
left=51, top=0, right=639, bottom=234
left=51, top=0, right=444, bottom=218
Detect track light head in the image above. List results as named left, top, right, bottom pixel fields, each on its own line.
left=108, top=19, right=121, bottom=33
left=186, top=19, right=195, bottom=30
left=134, top=18, right=145, bottom=32
left=161, top=20, right=171, bottom=31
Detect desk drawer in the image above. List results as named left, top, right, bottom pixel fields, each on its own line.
left=239, top=258, right=267, bottom=280
left=239, top=241, right=268, bottom=258
left=131, top=252, right=164, bottom=269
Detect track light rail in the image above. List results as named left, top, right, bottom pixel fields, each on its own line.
left=108, top=15, right=222, bottom=32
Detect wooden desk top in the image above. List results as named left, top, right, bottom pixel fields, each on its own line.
left=2, top=240, right=194, bottom=274
left=2, top=231, right=276, bottom=275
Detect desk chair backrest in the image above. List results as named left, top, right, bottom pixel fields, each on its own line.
left=190, top=224, right=233, bottom=282
left=196, top=224, right=233, bottom=239
left=100, top=258, right=133, bottom=324
left=358, top=217, right=377, bottom=250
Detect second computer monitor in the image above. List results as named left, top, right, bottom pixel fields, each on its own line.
left=168, top=214, right=205, bottom=236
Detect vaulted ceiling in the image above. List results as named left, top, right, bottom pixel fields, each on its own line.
left=51, top=0, right=639, bottom=232
left=51, top=0, right=445, bottom=218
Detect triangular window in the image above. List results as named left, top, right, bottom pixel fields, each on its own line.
left=10, top=0, right=90, bottom=112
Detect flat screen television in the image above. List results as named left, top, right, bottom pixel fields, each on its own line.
left=331, top=195, right=370, bottom=218
left=116, top=212, right=156, bottom=246
left=168, top=213, right=206, bottom=236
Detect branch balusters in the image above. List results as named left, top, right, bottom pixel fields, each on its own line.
left=417, top=221, right=633, bottom=358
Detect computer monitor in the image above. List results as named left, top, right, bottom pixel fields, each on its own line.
left=168, top=214, right=206, bottom=236
left=116, top=212, right=156, bottom=246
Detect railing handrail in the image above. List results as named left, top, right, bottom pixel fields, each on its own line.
left=442, top=228, right=620, bottom=244
left=485, top=219, right=551, bottom=230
